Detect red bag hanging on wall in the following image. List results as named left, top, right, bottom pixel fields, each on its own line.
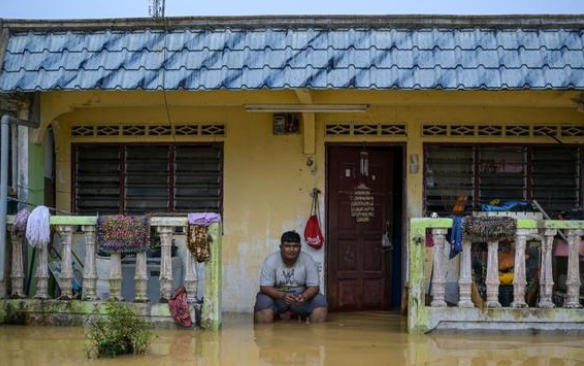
left=304, top=189, right=324, bottom=250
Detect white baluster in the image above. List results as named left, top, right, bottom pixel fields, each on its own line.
left=109, top=253, right=123, bottom=301
left=538, top=229, right=556, bottom=308
left=486, top=241, right=501, bottom=308
left=134, top=251, right=148, bottom=302
left=511, top=229, right=529, bottom=308
left=10, top=232, right=25, bottom=298
left=57, top=225, right=74, bottom=299
left=564, top=229, right=583, bottom=308
left=430, top=228, right=448, bottom=307
left=157, top=226, right=174, bottom=301
left=82, top=225, right=98, bottom=300
left=458, top=240, right=474, bottom=307
left=184, top=233, right=199, bottom=303
left=34, top=245, right=50, bottom=299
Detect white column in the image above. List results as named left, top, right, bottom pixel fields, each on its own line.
left=134, top=251, right=148, bottom=302
left=109, top=253, right=123, bottom=301
left=34, top=245, right=50, bottom=299
left=157, top=226, right=174, bottom=301
left=82, top=225, right=98, bottom=300
left=184, top=242, right=199, bottom=303
left=10, top=233, right=26, bottom=298
left=486, top=241, right=501, bottom=308
left=57, top=225, right=74, bottom=299
left=564, top=229, right=583, bottom=308
left=430, top=228, right=448, bottom=307
left=511, top=229, right=529, bottom=308
left=458, top=240, right=474, bottom=308
left=538, top=229, right=556, bottom=308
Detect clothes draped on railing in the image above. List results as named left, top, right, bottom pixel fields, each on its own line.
left=97, top=215, right=150, bottom=254
left=187, top=213, right=221, bottom=262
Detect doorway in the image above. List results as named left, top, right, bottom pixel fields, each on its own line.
left=326, top=145, right=403, bottom=311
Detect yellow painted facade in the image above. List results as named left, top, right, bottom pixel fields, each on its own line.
left=40, top=90, right=584, bottom=311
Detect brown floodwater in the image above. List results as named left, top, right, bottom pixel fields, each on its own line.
left=1, top=312, right=584, bottom=365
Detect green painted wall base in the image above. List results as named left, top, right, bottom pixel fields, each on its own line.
left=0, top=299, right=201, bottom=330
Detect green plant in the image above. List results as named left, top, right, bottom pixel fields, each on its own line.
left=85, top=301, right=157, bottom=358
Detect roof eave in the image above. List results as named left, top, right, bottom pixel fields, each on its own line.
left=1, top=14, right=584, bottom=31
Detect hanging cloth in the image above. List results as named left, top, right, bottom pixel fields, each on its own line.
left=462, top=216, right=516, bottom=243
left=168, top=286, right=192, bottom=328
left=11, top=208, right=30, bottom=238
left=97, top=215, right=150, bottom=254
left=187, top=213, right=220, bottom=262
left=26, top=206, right=51, bottom=248
left=304, top=189, right=324, bottom=250
left=448, top=215, right=464, bottom=259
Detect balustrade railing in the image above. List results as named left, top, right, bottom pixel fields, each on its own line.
left=408, top=217, right=584, bottom=333
left=6, top=216, right=219, bottom=322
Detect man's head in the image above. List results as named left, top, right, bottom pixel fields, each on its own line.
left=280, top=231, right=301, bottom=264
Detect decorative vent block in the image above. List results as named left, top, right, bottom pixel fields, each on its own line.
left=423, top=125, right=448, bottom=136
left=72, top=124, right=226, bottom=138
left=326, top=124, right=407, bottom=136
left=505, top=125, right=530, bottom=137
left=422, top=124, right=582, bottom=138
left=533, top=126, right=558, bottom=137
left=478, top=125, right=503, bottom=136
left=561, top=126, right=584, bottom=137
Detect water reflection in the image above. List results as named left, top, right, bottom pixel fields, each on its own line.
left=1, top=312, right=584, bottom=365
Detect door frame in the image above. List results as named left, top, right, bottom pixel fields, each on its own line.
left=324, top=142, right=407, bottom=310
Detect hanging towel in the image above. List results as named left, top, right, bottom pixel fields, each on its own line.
left=187, top=224, right=211, bottom=262
left=425, top=229, right=434, bottom=248
left=462, top=216, right=516, bottom=244
left=97, top=215, right=150, bottom=255
left=26, top=206, right=51, bottom=248
left=448, top=215, right=464, bottom=259
left=168, top=286, right=192, bottom=328
left=187, top=213, right=221, bottom=226
left=11, top=208, right=30, bottom=238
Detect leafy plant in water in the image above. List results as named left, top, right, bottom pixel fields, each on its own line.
left=85, top=301, right=157, bottom=358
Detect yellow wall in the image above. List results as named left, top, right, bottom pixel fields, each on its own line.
left=42, top=90, right=584, bottom=311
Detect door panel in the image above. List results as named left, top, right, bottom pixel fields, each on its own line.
left=327, top=146, right=394, bottom=311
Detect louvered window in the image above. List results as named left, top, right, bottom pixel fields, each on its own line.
left=73, top=143, right=222, bottom=215
left=425, top=144, right=582, bottom=216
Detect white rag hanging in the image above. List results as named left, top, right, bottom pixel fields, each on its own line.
left=26, top=206, right=51, bottom=248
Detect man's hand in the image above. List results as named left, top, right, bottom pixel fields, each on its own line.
left=293, top=294, right=306, bottom=306
left=283, top=293, right=297, bottom=305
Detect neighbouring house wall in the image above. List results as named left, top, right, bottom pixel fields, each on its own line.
left=39, top=89, right=584, bottom=312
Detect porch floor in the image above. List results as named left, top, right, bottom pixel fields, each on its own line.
left=2, top=312, right=584, bottom=365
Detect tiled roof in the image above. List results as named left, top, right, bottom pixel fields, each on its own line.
left=1, top=28, right=584, bottom=91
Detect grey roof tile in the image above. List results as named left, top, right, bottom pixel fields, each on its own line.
left=1, top=28, right=583, bottom=91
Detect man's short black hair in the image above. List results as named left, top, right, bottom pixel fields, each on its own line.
left=281, top=231, right=301, bottom=245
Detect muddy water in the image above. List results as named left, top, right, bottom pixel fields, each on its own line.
left=1, top=312, right=584, bottom=365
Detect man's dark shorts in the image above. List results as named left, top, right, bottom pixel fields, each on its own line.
left=254, top=292, right=327, bottom=316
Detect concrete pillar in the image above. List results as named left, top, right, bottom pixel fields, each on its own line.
left=34, top=245, right=49, bottom=299
left=511, top=229, right=529, bottom=308
left=9, top=233, right=25, bottom=298
left=157, top=226, right=173, bottom=301
left=57, top=225, right=74, bottom=299
left=538, top=229, right=556, bottom=308
left=134, top=251, right=148, bottom=302
left=486, top=241, right=501, bottom=308
left=458, top=240, right=474, bottom=307
left=430, top=228, right=447, bottom=307
left=564, top=229, right=583, bottom=308
left=82, top=225, right=98, bottom=300
left=109, top=253, right=123, bottom=301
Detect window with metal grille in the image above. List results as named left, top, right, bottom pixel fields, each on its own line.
left=425, top=144, right=582, bottom=216
left=73, top=143, right=222, bottom=215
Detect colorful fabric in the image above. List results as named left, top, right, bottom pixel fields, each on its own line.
left=11, top=208, right=30, bottom=238
left=187, top=213, right=221, bottom=226
left=168, top=286, right=192, bottom=328
left=97, top=215, right=150, bottom=254
left=187, top=224, right=211, bottom=262
left=462, top=216, right=516, bottom=243
left=26, top=206, right=51, bottom=248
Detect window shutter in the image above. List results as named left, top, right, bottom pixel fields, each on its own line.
left=74, top=145, right=121, bottom=214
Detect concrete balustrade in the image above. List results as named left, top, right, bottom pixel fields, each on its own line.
left=410, top=217, right=584, bottom=333
left=4, top=215, right=222, bottom=330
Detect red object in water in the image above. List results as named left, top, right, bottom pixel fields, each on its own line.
left=169, top=286, right=192, bottom=327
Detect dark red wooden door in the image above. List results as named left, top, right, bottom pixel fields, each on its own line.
left=327, top=146, right=394, bottom=311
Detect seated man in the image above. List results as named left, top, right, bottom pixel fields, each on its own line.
left=254, top=231, right=327, bottom=324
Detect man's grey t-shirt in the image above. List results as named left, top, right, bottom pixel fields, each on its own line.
left=259, top=251, right=319, bottom=294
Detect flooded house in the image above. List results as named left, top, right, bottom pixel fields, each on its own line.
left=0, top=14, right=584, bottom=334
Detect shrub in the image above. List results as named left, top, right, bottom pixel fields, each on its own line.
left=85, top=301, right=157, bottom=358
